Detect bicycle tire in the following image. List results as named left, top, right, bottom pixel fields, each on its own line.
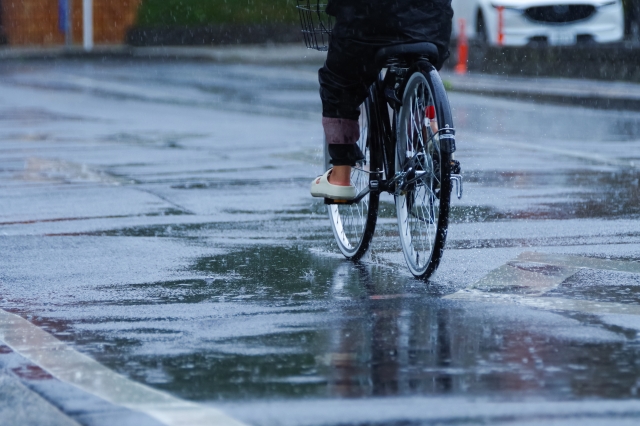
left=326, top=99, right=380, bottom=260
left=395, top=68, right=452, bottom=279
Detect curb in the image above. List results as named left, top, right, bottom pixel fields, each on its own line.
left=0, top=44, right=326, bottom=65
left=126, top=24, right=301, bottom=47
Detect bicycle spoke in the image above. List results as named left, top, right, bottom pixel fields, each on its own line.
left=396, top=71, right=451, bottom=278
left=327, top=102, right=378, bottom=259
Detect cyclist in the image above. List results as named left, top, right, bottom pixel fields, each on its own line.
left=310, top=0, right=453, bottom=200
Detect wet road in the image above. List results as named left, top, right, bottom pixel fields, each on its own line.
left=2, top=57, right=640, bottom=425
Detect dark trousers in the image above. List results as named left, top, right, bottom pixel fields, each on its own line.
left=320, top=37, right=398, bottom=121
left=319, top=36, right=416, bottom=166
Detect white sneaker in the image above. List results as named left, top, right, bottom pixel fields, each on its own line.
left=310, top=169, right=357, bottom=200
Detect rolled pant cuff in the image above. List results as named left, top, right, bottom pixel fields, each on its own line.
left=323, top=117, right=360, bottom=145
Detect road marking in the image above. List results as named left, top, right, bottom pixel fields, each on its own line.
left=447, top=290, right=640, bottom=316
left=0, top=371, right=82, bottom=426
left=515, top=251, right=640, bottom=274
left=222, top=396, right=640, bottom=426
left=470, top=261, right=579, bottom=296
left=0, top=308, right=246, bottom=426
left=445, top=252, right=640, bottom=317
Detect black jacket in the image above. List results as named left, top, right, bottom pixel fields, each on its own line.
left=326, top=0, right=453, bottom=66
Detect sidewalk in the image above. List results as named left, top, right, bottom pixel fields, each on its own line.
left=0, top=44, right=326, bottom=65
left=2, top=44, right=640, bottom=109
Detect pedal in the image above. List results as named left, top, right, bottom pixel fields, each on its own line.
left=324, top=185, right=372, bottom=205
left=324, top=197, right=351, bottom=205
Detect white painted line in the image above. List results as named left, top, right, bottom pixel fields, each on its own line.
left=445, top=252, right=640, bottom=317
left=516, top=251, right=640, bottom=274
left=471, top=262, right=578, bottom=295
left=0, top=371, right=82, bottom=426
left=222, top=396, right=640, bottom=426
left=447, top=290, right=640, bottom=316
left=0, top=308, right=246, bottom=426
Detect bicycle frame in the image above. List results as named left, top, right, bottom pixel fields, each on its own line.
left=370, top=59, right=457, bottom=194
left=325, top=58, right=460, bottom=206
left=320, top=52, right=462, bottom=277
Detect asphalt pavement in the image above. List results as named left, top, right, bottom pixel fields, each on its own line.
left=4, top=44, right=640, bottom=109
left=1, top=49, right=640, bottom=425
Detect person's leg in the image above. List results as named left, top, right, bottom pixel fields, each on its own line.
left=323, top=119, right=362, bottom=186
left=318, top=37, right=379, bottom=187
left=328, top=166, right=351, bottom=186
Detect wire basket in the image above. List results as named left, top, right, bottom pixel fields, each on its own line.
left=297, top=0, right=333, bottom=51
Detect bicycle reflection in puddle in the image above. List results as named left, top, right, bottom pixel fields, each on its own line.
left=319, top=260, right=635, bottom=399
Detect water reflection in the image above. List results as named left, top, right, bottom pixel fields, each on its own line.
left=23, top=245, right=638, bottom=402
left=453, top=168, right=640, bottom=222
left=322, top=263, right=454, bottom=397
left=317, top=260, right=636, bottom=401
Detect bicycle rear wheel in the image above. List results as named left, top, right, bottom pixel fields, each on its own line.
left=326, top=100, right=380, bottom=260
left=395, top=69, right=452, bottom=279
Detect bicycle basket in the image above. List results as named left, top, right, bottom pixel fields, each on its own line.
left=296, top=0, right=333, bottom=51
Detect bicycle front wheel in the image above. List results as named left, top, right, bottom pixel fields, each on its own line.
left=395, top=69, right=452, bottom=279
left=326, top=100, right=380, bottom=260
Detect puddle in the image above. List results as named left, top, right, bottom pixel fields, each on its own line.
left=102, top=132, right=207, bottom=149
left=9, top=246, right=632, bottom=402
left=2, top=133, right=51, bottom=142
left=170, top=178, right=308, bottom=190
left=463, top=169, right=640, bottom=220
left=191, top=246, right=340, bottom=299
left=547, top=269, right=640, bottom=305
left=450, top=205, right=506, bottom=223
left=87, top=221, right=221, bottom=238
left=272, top=150, right=323, bottom=166
left=86, top=211, right=326, bottom=239
left=3, top=209, right=191, bottom=228
left=16, top=157, right=125, bottom=185
left=364, top=169, right=640, bottom=224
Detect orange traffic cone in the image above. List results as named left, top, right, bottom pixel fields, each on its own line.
left=497, top=6, right=505, bottom=46
left=454, top=18, right=468, bottom=75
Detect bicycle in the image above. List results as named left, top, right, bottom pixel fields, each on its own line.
left=297, top=0, right=463, bottom=280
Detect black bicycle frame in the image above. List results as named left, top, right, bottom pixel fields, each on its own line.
left=326, top=58, right=456, bottom=205
left=367, top=59, right=456, bottom=197
left=368, top=72, right=395, bottom=189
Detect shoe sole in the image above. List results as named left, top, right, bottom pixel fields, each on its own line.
left=311, top=191, right=355, bottom=200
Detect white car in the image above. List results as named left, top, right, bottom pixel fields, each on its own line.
left=451, top=0, right=624, bottom=46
